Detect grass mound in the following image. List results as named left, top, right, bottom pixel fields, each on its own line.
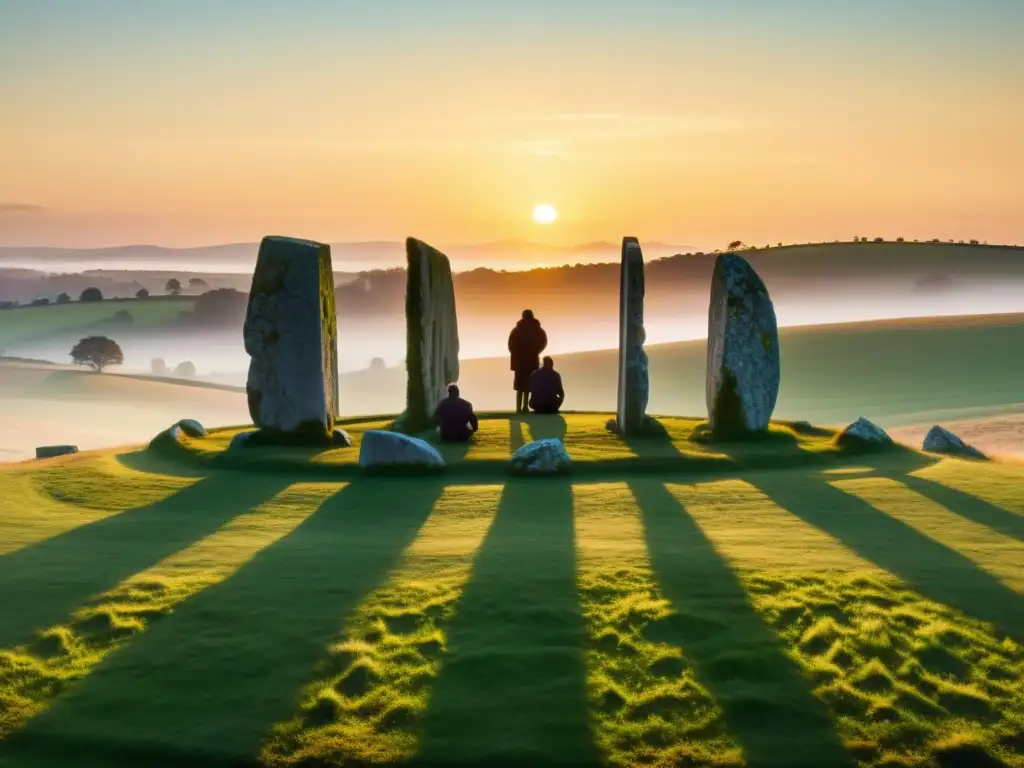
left=146, top=412, right=918, bottom=481
left=1, top=419, right=1022, bottom=767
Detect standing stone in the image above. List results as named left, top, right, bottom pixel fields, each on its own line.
left=402, top=237, right=460, bottom=432
left=705, top=253, right=780, bottom=438
left=243, top=236, right=339, bottom=442
left=616, top=237, right=648, bottom=435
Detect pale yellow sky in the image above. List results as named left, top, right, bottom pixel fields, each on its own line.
left=1, top=1, right=1022, bottom=249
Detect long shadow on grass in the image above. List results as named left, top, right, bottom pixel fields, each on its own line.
left=509, top=417, right=526, bottom=452
left=891, top=473, right=1024, bottom=543
left=526, top=414, right=568, bottom=443
left=0, top=472, right=289, bottom=649
left=415, top=478, right=598, bottom=768
left=754, top=473, right=1024, bottom=640
left=629, top=479, right=853, bottom=768
left=0, top=478, right=446, bottom=768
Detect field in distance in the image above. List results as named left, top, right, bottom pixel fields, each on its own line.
left=2, top=311, right=1024, bottom=462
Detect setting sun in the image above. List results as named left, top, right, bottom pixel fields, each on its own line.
left=532, top=205, right=558, bottom=225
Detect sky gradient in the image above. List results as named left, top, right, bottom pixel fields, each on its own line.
left=1, top=0, right=1022, bottom=250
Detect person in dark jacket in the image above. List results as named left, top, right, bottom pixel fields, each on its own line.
left=508, top=309, right=548, bottom=413
left=528, top=356, right=565, bottom=414
left=435, top=384, right=479, bottom=442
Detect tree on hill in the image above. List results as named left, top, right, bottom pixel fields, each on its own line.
left=79, top=287, right=104, bottom=302
left=873, top=237, right=884, bottom=243
left=188, top=277, right=210, bottom=292
left=727, top=240, right=747, bottom=251
left=166, top=278, right=182, bottom=296
left=174, top=360, right=196, bottom=378
left=70, top=336, right=123, bottom=373
left=56, top=292, right=71, bottom=304
left=136, top=288, right=150, bottom=299
left=151, top=358, right=168, bottom=376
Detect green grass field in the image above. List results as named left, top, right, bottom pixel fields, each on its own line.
left=0, top=413, right=1022, bottom=767
left=0, top=297, right=195, bottom=349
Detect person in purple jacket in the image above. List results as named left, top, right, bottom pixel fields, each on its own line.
left=528, top=356, right=565, bottom=414
left=435, top=384, right=479, bottom=442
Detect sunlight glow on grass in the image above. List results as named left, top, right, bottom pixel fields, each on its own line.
left=0, top=482, right=340, bottom=738
left=261, top=485, right=502, bottom=767
left=0, top=458, right=196, bottom=556
left=833, top=477, right=1024, bottom=592
left=574, top=483, right=741, bottom=767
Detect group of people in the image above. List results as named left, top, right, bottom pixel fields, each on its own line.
left=435, top=309, right=565, bottom=442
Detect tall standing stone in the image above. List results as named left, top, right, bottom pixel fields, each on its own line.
left=705, top=253, right=780, bottom=438
left=243, top=236, right=339, bottom=441
left=402, top=237, right=460, bottom=432
left=616, top=237, right=648, bottom=434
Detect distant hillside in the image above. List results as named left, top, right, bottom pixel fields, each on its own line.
left=338, top=312, right=1024, bottom=429
left=0, top=239, right=695, bottom=277
left=336, top=240, right=1024, bottom=320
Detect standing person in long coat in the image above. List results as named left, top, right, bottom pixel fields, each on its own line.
left=507, top=309, right=548, bottom=413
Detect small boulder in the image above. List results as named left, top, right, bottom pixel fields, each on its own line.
left=358, top=430, right=445, bottom=470
left=510, top=438, right=571, bottom=475
left=35, top=445, right=78, bottom=460
left=923, top=426, right=986, bottom=459
left=175, top=419, right=207, bottom=438
left=837, top=417, right=893, bottom=448
left=228, top=431, right=257, bottom=451
left=333, top=429, right=353, bottom=448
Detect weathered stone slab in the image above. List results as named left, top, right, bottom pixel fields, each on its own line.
left=243, top=236, right=338, bottom=442
left=923, top=425, right=986, bottom=459
left=358, top=429, right=446, bottom=470
left=616, top=237, right=648, bottom=435
left=35, top=445, right=78, bottom=459
left=510, top=438, right=571, bottom=475
left=705, top=253, right=780, bottom=437
left=837, top=417, right=893, bottom=448
left=402, top=237, right=460, bottom=432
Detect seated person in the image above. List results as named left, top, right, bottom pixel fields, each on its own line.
left=528, top=356, right=565, bottom=414
left=435, top=384, right=479, bottom=441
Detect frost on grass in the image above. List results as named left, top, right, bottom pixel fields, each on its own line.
left=262, top=570, right=470, bottom=767
left=578, top=567, right=742, bottom=768
left=0, top=575, right=202, bottom=737
left=745, top=572, right=1024, bottom=768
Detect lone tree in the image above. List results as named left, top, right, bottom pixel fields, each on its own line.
left=136, top=288, right=150, bottom=299
left=56, top=292, right=71, bottom=304
left=166, top=278, right=182, bottom=296
left=79, top=287, right=104, bottom=302
left=173, top=360, right=196, bottom=378
left=727, top=240, right=747, bottom=251
left=70, top=336, right=124, bottom=373
left=188, top=277, right=210, bottom=292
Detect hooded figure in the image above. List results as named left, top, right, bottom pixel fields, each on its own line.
left=507, top=309, right=548, bottom=413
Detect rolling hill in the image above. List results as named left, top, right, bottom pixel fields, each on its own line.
left=2, top=312, right=1022, bottom=462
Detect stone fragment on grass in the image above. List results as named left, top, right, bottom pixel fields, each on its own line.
left=705, top=253, right=780, bottom=438
left=358, top=429, right=445, bottom=470
left=510, top=438, right=571, bottom=475
left=243, top=235, right=339, bottom=442
left=35, top=445, right=78, bottom=459
left=228, top=431, right=257, bottom=451
left=923, top=425, right=986, bottom=459
left=175, top=419, right=207, bottom=438
left=837, top=417, right=893, bottom=447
